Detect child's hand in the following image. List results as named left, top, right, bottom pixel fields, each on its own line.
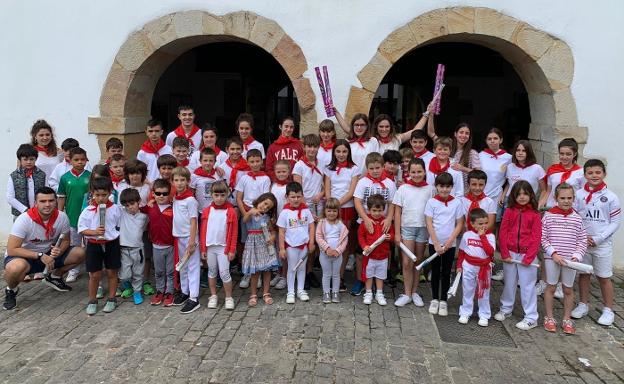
left=363, top=246, right=371, bottom=254
left=456, top=267, right=462, bottom=273
left=477, top=227, right=486, bottom=236
left=384, top=234, right=391, bottom=240
left=501, top=257, right=512, bottom=264
left=587, top=236, right=596, bottom=247
left=201, top=252, right=207, bottom=261
left=215, top=167, right=225, bottom=177
left=279, top=249, right=286, bottom=260
left=248, top=207, right=260, bottom=216
left=313, top=214, right=320, bottom=223
left=312, top=194, right=321, bottom=204
left=147, top=199, right=155, bottom=208
left=187, top=243, right=196, bottom=255
left=434, top=243, right=445, bottom=255
left=227, top=253, right=235, bottom=261
left=552, top=252, right=565, bottom=266
left=95, top=226, right=105, bottom=236
left=451, top=163, right=463, bottom=172
left=327, top=249, right=338, bottom=257
left=308, top=241, right=315, bottom=253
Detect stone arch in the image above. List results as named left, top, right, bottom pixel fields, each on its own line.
left=89, top=10, right=317, bottom=158
left=347, top=7, right=586, bottom=164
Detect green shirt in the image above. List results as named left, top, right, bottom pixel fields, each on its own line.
left=58, top=169, right=91, bottom=227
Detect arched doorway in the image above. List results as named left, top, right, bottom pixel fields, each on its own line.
left=89, top=11, right=317, bottom=159
left=369, top=42, right=530, bottom=150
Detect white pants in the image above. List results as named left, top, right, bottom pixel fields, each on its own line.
left=207, top=245, right=231, bottom=283
left=319, top=251, right=342, bottom=293
left=500, top=252, right=538, bottom=322
left=459, top=261, right=491, bottom=319
left=176, top=236, right=200, bottom=300
left=287, top=247, right=307, bottom=294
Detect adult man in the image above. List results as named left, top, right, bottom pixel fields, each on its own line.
left=137, top=118, right=173, bottom=182
left=3, top=187, right=85, bottom=310
left=165, top=105, right=201, bottom=155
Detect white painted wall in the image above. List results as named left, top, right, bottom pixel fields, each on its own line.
left=1, top=0, right=623, bottom=263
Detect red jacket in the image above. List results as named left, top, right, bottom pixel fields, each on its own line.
left=499, top=205, right=542, bottom=264
left=142, top=204, right=174, bottom=246
left=357, top=215, right=394, bottom=260
left=265, top=138, right=302, bottom=181
left=199, top=203, right=238, bottom=255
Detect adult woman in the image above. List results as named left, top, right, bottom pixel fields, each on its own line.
left=30, top=119, right=63, bottom=184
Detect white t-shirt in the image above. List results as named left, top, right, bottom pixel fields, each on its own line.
left=574, top=187, right=622, bottom=245
left=317, top=147, right=333, bottom=171
left=220, top=161, right=246, bottom=205
left=242, top=140, right=266, bottom=159
left=191, top=172, right=222, bottom=212
left=277, top=206, right=314, bottom=247
left=166, top=130, right=202, bottom=155
left=35, top=151, right=64, bottom=185
left=415, top=151, right=435, bottom=171
left=426, top=165, right=464, bottom=198
left=117, top=182, right=150, bottom=207
left=504, top=163, right=546, bottom=198
left=378, top=136, right=402, bottom=153
left=545, top=166, right=585, bottom=208
left=188, top=149, right=227, bottom=173
left=354, top=176, right=397, bottom=218
left=292, top=159, right=324, bottom=203
left=460, top=231, right=496, bottom=260
left=324, top=165, right=360, bottom=208
left=6, top=176, right=35, bottom=214
left=8, top=210, right=70, bottom=254
left=322, top=220, right=343, bottom=249
left=204, top=207, right=227, bottom=247
left=172, top=196, right=199, bottom=237
left=49, top=161, right=93, bottom=191
left=424, top=197, right=464, bottom=245
left=459, top=195, right=497, bottom=220
left=392, top=183, right=433, bottom=227
left=78, top=204, right=122, bottom=241
left=137, top=145, right=173, bottom=182
left=350, top=137, right=380, bottom=174
left=235, top=174, right=271, bottom=208
left=479, top=151, right=512, bottom=200
left=119, top=209, right=148, bottom=247
left=271, top=183, right=288, bottom=215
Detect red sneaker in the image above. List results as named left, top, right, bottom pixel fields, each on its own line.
left=163, top=293, right=174, bottom=307
left=562, top=319, right=576, bottom=335
left=543, top=316, right=557, bottom=332
left=150, top=292, right=164, bottom=306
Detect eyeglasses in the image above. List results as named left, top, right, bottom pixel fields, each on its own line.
left=154, top=191, right=169, bottom=196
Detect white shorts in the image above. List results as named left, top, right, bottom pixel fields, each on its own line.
left=582, top=242, right=613, bottom=278
left=544, top=259, right=576, bottom=288
left=364, top=258, right=388, bottom=280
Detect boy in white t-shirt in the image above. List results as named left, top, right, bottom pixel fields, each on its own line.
left=137, top=119, right=173, bottom=183
left=426, top=137, right=464, bottom=198
left=118, top=188, right=148, bottom=305
left=410, top=130, right=435, bottom=169
left=236, top=149, right=271, bottom=214
left=459, top=170, right=497, bottom=232
left=191, top=148, right=223, bottom=213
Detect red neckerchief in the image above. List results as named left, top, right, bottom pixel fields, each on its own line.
left=434, top=194, right=454, bottom=207
left=247, top=170, right=267, bottom=180
left=483, top=148, right=506, bottom=159
left=544, top=163, right=581, bottom=185
left=515, top=161, right=529, bottom=169
left=174, top=188, right=194, bottom=200
left=87, top=199, right=113, bottom=211
left=320, top=140, right=335, bottom=151
left=428, top=157, right=450, bottom=175
left=109, top=171, right=124, bottom=186
left=70, top=168, right=84, bottom=177
left=513, top=203, right=532, bottom=212
left=302, top=157, right=322, bottom=176
left=194, top=167, right=217, bottom=179
left=24, top=168, right=34, bottom=178
left=414, top=149, right=428, bottom=158
left=173, top=124, right=200, bottom=147
left=464, top=193, right=486, bottom=231
left=378, top=135, right=392, bottom=144
left=548, top=206, right=574, bottom=217
left=140, top=139, right=166, bottom=154
left=26, top=207, right=59, bottom=239
left=335, top=161, right=351, bottom=175
left=366, top=173, right=387, bottom=188
left=584, top=182, right=606, bottom=204
left=177, top=159, right=189, bottom=167
left=33, top=145, right=52, bottom=156
left=349, top=137, right=367, bottom=148
left=212, top=146, right=222, bottom=156
left=284, top=203, right=308, bottom=219
left=273, top=135, right=299, bottom=145
left=210, top=202, right=232, bottom=210
left=404, top=178, right=428, bottom=187
left=273, top=179, right=289, bottom=186
left=241, top=136, right=255, bottom=152
left=226, top=158, right=250, bottom=188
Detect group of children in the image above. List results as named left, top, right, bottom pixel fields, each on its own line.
left=8, top=106, right=620, bottom=334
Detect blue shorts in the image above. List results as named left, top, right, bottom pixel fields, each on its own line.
left=4, top=246, right=73, bottom=274
left=400, top=226, right=428, bottom=243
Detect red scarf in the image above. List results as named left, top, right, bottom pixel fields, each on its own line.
left=109, top=171, right=124, bottom=186
left=87, top=199, right=113, bottom=212
left=194, top=167, right=217, bottom=179
left=24, top=168, right=34, bottom=178
left=584, top=182, right=606, bottom=204
left=335, top=161, right=351, bottom=175
left=414, top=149, right=429, bottom=158
left=140, top=139, right=166, bottom=154
left=70, top=168, right=84, bottom=177
left=273, top=179, right=289, bottom=186
left=548, top=206, right=574, bottom=217
left=26, top=207, right=59, bottom=240
left=247, top=170, right=267, bottom=180
left=177, top=159, right=189, bottom=167
left=365, top=173, right=387, bottom=188
left=284, top=203, right=308, bottom=219
left=404, top=178, right=428, bottom=187
left=210, top=201, right=232, bottom=210
left=174, top=188, right=194, bottom=200
left=513, top=203, right=533, bottom=211
left=226, top=158, right=250, bottom=188
left=515, top=161, right=529, bottom=169
left=274, top=135, right=299, bottom=146
left=544, top=163, right=581, bottom=185
left=320, top=140, right=335, bottom=151
left=378, top=135, right=392, bottom=144
left=483, top=148, right=506, bottom=159
left=428, top=157, right=450, bottom=176
left=241, top=136, right=256, bottom=152
left=33, top=145, right=53, bottom=156
left=212, top=146, right=222, bottom=156
left=464, top=193, right=486, bottom=231
left=302, top=157, right=322, bottom=176
left=349, top=137, right=367, bottom=148
left=173, top=124, right=200, bottom=147
left=463, top=251, right=492, bottom=299
left=434, top=194, right=454, bottom=207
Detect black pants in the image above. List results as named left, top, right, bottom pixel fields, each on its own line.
left=429, top=245, right=455, bottom=301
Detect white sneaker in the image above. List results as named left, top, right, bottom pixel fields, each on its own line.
left=597, top=308, right=615, bottom=326
left=207, top=295, right=218, bottom=309
left=571, top=302, right=589, bottom=319
left=363, top=291, right=373, bottom=305
left=438, top=301, right=448, bottom=316
left=297, top=290, right=309, bottom=302
left=239, top=275, right=251, bottom=289
left=286, top=293, right=295, bottom=304
left=257, top=277, right=262, bottom=289
left=275, top=277, right=287, bottom=290
left=394, top=294, right=412, bottom=307
left=554, top=283, right=564, bottom=299
left=65, top=269, right=80, bottom=283
left=375, top=292, right=387, bottom=306
left=224, top=297, right=235, bottom=310
left=515, top=319, right=537, bottom=331
left=458, top=315, right=469, bottom=324
left=494, top=311, right=511, bottom=322
left=535, top=280, right=547, bottom=296
left=478, top=317, right=489, bottom=327
left=428, top=300, right=439, bottom=314
left=270, top=274, right=281, bottom=287
left=411, top=293, right=424, bottom=307
left=345, top=254, right=355, bottom=271
left=491, top=270, right=504, bottom=281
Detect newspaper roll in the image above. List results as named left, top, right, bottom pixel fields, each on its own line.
left=508, top=259, right=540, bottom=268
left=398, top=242, right=417, bottom=262
left=447, top=271, right=462, bottom=298
left=292, top=254, right=308, bottom=272
left=43, top=233, right=65, bottom=275
left=260, top=221, right=277, bottom=257
left=415, top=252, right=439, bottom=271
left=564, top=259, right=594, bottom=274
left=175, top=249, right=191, bottom=272
left=362, top=234, right=388, bottom=256
left=97, top=203, right=107, bottom=240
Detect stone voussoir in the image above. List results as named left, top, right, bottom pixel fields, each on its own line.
left=357, top=51, right=392, bottom=93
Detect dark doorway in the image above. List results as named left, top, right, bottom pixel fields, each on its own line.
left=151, top=42, right=299, bottom=148
left=369, top=42, right=530, bottom=151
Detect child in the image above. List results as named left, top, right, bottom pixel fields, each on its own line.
left=166, top=105, right=201, bottom=154
left=427, top=137, right=464, bottom=198
left=143, top=179, right=175, bottom=307
left=49, top=138, right=92, bottom=191
left=479, top=128, right=512, bottom=203
left=137, top=119, right=173, bottom=182
left=7, top=144, right=46, bottom=218
left=236, top=149, right=271, bottom=216
left=266, top=117, right=302, bottom=181
left=236, top=113, right=265, bottom=159
left=269, top=160, right=290, bottom=290
left=572, top=159, right=621, bottom=326
left=459, top=170, right=497, bottom=232
left=424, top=172, right=464, bottom=316
left=241, top=192, right=279, bottom=306
left=392, top=158, right=432, bottom=307
left=83, top=165, right=119, bottom=208
left=189, top=124, right=227, bottom=171
left=119, top=159, right=150, bottom=206
left=77, top=177, right=122, bottom=315
left=410, top=130, right=434, bottom=168
left=200, top=181, right=239, bottom=310
left=315, top=198, right=348, bottom=303
left=399, top=148, right=414, bottom=183
left=317, top=119, right=336, bottom=170
left=358, top=194, right=393, bottom=305
left=172, top=137, right=191, bottom=168
left=108, top=154, right=126, bottom=194
left=278, top=182, right=315, bottom=304
left=171, top=166, right=201, bottom=313
left=157, top=154, right=177, bottom=185
left=541, top=183, right=587, bottom=334
left=334, top=110, right=379, bottom=174
left=539, top=137, right=584, bottom=210
left=293, top=134, right=324, bottom=216
left=221, top=137, right=249, bottom=205
left=496, top=181, right=541, bottom=330
left=382, top=150, right=402, bottom=185
left=104, top=137, right=124, bottom=163
left=191, top=148, right=223, bottom=213
left=500, top=140, right=546, bottom=206
left=456, top=208, right=496, bottom=326
left=118, top=188, right=148, bottom=304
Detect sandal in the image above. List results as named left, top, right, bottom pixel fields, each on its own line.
left=262, top=293, right=274, bottom=305
left=248, top=295, right=258, bottom=307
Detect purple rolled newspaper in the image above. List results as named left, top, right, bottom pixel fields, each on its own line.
left=433, top=64, right=445, bottom=115
left=315, top=66, right=333, bottom=117
left=322, top=66, right=335, bottom=117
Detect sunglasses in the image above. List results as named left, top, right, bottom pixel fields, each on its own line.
left=153, top=191, right=169, bottom=196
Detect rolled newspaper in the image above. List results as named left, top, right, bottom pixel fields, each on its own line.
left=415, top=252, right=439, bottom=271
left=447, top=271, right=462, bottom=298
left=292, top=254, right=308, bottom=272
left=363, top=234, right=388, bottom=256
left=43, top=233, right=65, bottom=276
left=564, top=259, right=594, bottom=274
left=508, top=259, right=540, bottom=268
left=97, top=203, right=107, bottom=240
left=398, top=242, right=417, bottom=262
left=175, top=249, right=191, bottom=272
left=260, top=221, right=276, bottom=257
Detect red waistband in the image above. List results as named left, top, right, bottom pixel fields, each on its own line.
left=247, top=229, right=263, bottom=234
left=286, top=242, right=307, bottom=250
left=88, top=239, right=111, bottom=245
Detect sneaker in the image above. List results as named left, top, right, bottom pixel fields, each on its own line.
left=554, top=283, right=564, bottom=299
left=224, top=297, right=235, bottom=310
left=102, top=298, right=117, bottom=313
left=96, top=286, right=104, bottom=299
left=150, top=292, right=164, bottom=305
left=478, top=317, right=489, bottom=327
left=375, top=292, right=387, bottom=306
left=43, top=275, right=72, bottom=292
left=363, top=291, right=373, bottom=305
left=270, top=274, right=281, bottom=287
left=173, top=292, right=189, bottom=306
left=458, top=315, right=469, bottom=324
left=65, top=269, right=80, bottom=283
left=275, top=277, right=287, bottom=290
left=120, top=287, right=133, bottom=299
left=180, top=299, right=200, bottom=314
left=350, top=281, right=365, bottom=296
left=411, top=293, right=424, bottom=307
left=597, top=308, right=615, bottom=326
left=535, top=280, right=547, bottom=296
left=239, top=275, right=251, bottom=289
left=142, top=281, right=155, bottom=296
left=339, top=282, right=347, bottom=292
left=33, top=272, right=44, bottom=280
left=133, top=292, right=143, bottom=305
left=428, top=300, right=439, bottom=315
left=3, top=287, right=18, bottom=310
left=494, top=311, right=511, bottom=322
left=322, top=292, right=332, bottom=303
left=345, top=254, right=355, bottom=271
left=571, top=302, right=589, bottom=319
left=286, top=293, right=296, bottom=304
left=332, top=292, right=340, bottom=303
left=394, top=294, right=412, bottom=307
left=115, top=286, right=123, bottom=297
left=543, top=316, right=557, bottom=332
left=86, top=300, right=97, bottom=315
left=515, top=319, right=538, bottom=331
left=562, top=319, right=576, bottom=334
left=307, top=272, right=321, bottom=288
left=297, top=290, right=310, bottom=302
left=491, top=270, right=504, bottom=281
left=438, top=301, right=448, bottom=316
left=207, top=295, right=218, bottom=309
left=163, top=293, right=174, bottom=307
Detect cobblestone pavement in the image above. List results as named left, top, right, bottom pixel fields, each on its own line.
left=0, top=266, right=623, bottom=384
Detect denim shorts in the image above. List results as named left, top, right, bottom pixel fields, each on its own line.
left=400, top=226, right=428, bottom=243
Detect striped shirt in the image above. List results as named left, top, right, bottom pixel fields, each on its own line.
left=541, top=210, right=587, bottom=261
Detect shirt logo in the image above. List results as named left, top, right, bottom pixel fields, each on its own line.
left=467, top=238, right=482, bottom=247
left=600, top=196, right=608, bottom=203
